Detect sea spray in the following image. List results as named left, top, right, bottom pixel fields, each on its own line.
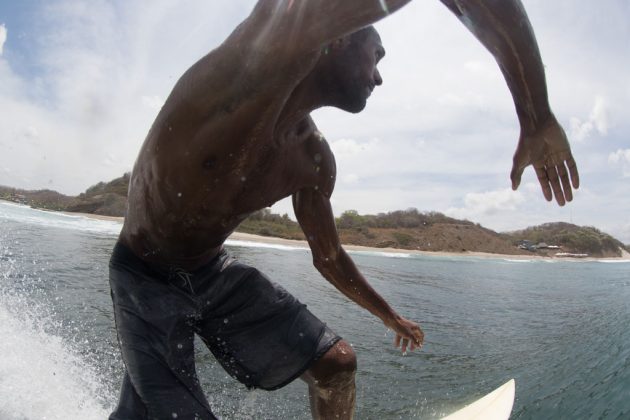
left=0, top=229, right=117, bottom=419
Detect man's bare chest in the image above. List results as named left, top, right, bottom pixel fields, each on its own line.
left=156, top=123, right=330, bottom=218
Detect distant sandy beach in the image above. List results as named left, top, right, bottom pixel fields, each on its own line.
left=64, top=211, right=630, bottom=262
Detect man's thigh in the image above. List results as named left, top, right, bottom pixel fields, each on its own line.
left=109, top=247, right=215, bottom=418
left=195, top=260, right=341, bottom=391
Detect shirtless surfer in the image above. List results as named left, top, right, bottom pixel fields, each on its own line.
left=109, top=1, right=579, bottom=418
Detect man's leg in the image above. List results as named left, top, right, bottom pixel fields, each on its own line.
left=109, top=372, right=147, bottom=420
left=109, top=243, right=216, bottom=419
left=301, top=340, right=357, bottom=420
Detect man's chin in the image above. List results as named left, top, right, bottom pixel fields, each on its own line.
left=337, top=98, right=367, bottom=114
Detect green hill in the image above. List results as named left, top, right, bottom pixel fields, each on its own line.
left=65, top=173, right=129, bottom=216
left=0, top=173, right=129, bottom=216
left=2, top=175, right=627, bottom=257
left=503, top=222, right=628, bottom=258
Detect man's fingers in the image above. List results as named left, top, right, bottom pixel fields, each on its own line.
left=510, top=163, right=524, bottom=191
left=567, top=156, right=580, bottom=189
left=416, top=330, right=424, bottom=347
left=394, top=334, right=401, bottom=348
left=534, top=166, right=553, bottom=202
left=557, top=163, right=573, bottom=202
left=546, top=166, right=566, bottom=206
left=401, top=339, right=408, bottom=354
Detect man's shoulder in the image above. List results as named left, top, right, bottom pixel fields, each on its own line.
left=298, top=120, right=337, bottom=197
left=300, top=118, right=334, bottom=160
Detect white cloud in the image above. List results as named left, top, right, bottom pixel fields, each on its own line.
left=343, top=174, right=360, bottom=185
left=569, top=96, right=609, bottom=142
left=0, top=1, right=629, bottom=242
left=142, top=95, right=164, bottom=111
left=437, top=91, right=486, bottom=108
left=330, top=138, right=379, bottom=157
left=446, top=188, right=525, bottom=221
left=0, top=24, right=6, bottom=56
left=22, top=126, right=39, bottom=139
left=609, top=149, right=630, bottom=177
left=622, top=223, right=630, bottom=245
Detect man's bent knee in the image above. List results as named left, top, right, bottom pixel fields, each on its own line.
left=303, top=340, right=357, bottom=388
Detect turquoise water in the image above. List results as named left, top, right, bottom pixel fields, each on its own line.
left=1, top=200, right=629, bottom=419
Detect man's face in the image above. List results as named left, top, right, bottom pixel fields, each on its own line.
left=331, top=27, right=385, bottom=113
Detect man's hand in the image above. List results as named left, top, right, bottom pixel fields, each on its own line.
left=388, top=316, right=424, bottom=353
left=510, top=113, right=580, bottom=206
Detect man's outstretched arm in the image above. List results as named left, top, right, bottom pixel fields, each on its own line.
left=440, top=0, right=579, bottom=205
left=293, top=188, right=424, bottom=353
left=246, top=0, right=411, bottom=56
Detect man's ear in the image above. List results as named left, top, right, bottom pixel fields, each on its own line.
left=330, top=37, right=350, bottom=51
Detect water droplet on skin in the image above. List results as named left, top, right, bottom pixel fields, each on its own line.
left=177, top=192, right=182, bottom=198
left=378, top=0, right=390, bottom=14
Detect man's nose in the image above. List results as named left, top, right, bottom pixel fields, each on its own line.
left=374, top=69, right=383, bottom=86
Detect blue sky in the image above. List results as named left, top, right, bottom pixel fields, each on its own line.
left=1, top=1, right=629, bottom=242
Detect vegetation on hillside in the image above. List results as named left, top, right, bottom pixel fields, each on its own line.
left=65, top=173, right=129, bottom=216
left=237, top=209, right=304, bottom=240
left=237, top=208, right=525, bottom=254
left=0, top=174, right=130, bottom=217
left=504, top=222, right=628, bottom=257
left=336, top=208, right=474, bottom=229
left=2, top=174, right=627, bottom=257
left=0, top=186, right=73, bottom=211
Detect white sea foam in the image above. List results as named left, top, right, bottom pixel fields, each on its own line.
left=350, top=250, right=412, bottom=259
left=0, top=201, right=122, bottom=235
left=225, top=239, right=309, bottom=252
left=225, top=240, right=415, bottom=259
left=0, top=295, right=114, bottom=419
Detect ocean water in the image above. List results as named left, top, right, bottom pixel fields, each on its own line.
left=1, top=200, right=629, bottom=420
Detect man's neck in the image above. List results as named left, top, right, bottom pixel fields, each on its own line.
left=276, top=70, right=328, bottom=137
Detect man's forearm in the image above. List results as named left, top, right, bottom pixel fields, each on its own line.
left=314, top=248, right=400, bottom=326
left=444, top=0, right=551, bottom=133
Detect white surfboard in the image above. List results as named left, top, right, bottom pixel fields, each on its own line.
left=441, top=379, right=515, bottom=420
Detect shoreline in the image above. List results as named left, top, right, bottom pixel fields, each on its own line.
left=58, top=210, right=630, bottom=262
left=229, top=232, right=630, bottom=262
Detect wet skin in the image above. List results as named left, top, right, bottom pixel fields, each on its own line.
left=120, top=29, right=384, bottom=269
left=118, top=1, right=579, bottom=418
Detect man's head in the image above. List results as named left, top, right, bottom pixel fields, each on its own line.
left=315, top=26, right=385, bottom=113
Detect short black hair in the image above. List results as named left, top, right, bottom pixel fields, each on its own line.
left=347, top=26, right=377, bottom=44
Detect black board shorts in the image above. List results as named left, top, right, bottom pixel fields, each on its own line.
left=108, top=242, right=341, bottom=420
